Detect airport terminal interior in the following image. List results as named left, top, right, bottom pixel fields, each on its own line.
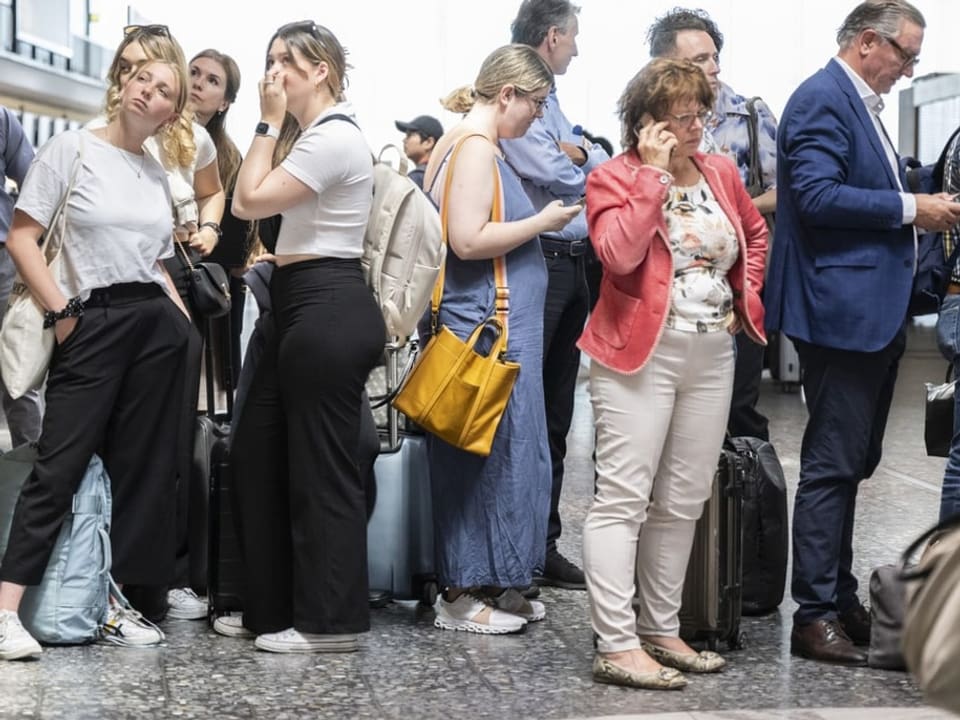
left=0, top=316, right=956, bottom=720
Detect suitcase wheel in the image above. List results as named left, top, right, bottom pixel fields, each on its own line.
left=727, top=631, right=746, bottom=651
left=420, top=580, right=439, bottom=607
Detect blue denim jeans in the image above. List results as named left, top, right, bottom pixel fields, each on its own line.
left=936, top=293, right=960, bottom=521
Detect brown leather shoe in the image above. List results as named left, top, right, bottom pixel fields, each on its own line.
left=790, top=619, right=867, bottom=666
left=838, top=603, right=871, bottom=646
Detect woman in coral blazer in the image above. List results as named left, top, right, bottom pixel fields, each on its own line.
left=580, top=59, right=767, bottom=691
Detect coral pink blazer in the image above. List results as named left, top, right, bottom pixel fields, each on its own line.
left=579, top=151, right=768, bottom=374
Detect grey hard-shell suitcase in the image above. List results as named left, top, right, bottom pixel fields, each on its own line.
left=366, top=341, right=437, bottom=605
left=677, top=443, right=750, bottom=650
left=768, top=332, right=801, bottom=391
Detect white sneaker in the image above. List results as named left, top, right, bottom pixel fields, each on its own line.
left=0, top=610, right=42, bottom=660
left=434, top=592, right=527, bottom=634
left=212, top=614, right=254, bottom=639
left=166, top=588, right=207, bottom=620
left=254, top=628, right=358, bottom=654
left=99, top=603, right=165, bottom=647
left=490, top=587, right=546, bottom=622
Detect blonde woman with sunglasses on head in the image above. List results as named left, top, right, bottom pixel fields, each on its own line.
left=0, top=58, right=193, bottom=660
left=88, top=25, right=226, bottom=623
left=220, top=21, right=385, bottom=654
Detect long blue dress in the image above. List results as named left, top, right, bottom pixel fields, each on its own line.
left=424, top=153, right=551, bottom=589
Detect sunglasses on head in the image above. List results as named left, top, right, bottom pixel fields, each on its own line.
left=123, top=24, right=170, bottom=38
left=277, top=20, right=322, bottom=39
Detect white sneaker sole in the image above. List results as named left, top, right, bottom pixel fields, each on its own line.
left=167, top=606, right=207, bottom=621
left=212, top=617, right=255, bottom=639
left=254, top=636, right=358, bottom=653
left=0, top=643, right=42, bottom=660
left=434, top=614, right=527, bottom=634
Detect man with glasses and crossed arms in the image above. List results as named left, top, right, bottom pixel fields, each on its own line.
left=501, top=0, right=610, bottom=594
left=766, top=0, right=960, bottom=666
left=648, top=8, right=778, bottom=442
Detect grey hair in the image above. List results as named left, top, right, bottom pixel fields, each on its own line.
left=510, top=0, right=580, bottom=48
left=836, top=0, right=925, bottom=48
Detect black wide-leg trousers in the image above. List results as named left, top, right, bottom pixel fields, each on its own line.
left=231, top=259, right=385, bottom=635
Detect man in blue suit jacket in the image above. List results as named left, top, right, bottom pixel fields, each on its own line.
left=765, top=0, right=960, bottom=666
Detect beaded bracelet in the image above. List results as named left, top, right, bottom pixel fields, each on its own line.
left=199, top=221, right=223, bottom=239
left=43, top=296, right=84, bottom=329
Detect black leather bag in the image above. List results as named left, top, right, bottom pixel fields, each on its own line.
left=867, top=564, right=907, bottom=670
left=925, top=365, right=954, bottom=458
left=178, top=242, right=231, bottom=319
left=729, top=436, right=789, bottom=616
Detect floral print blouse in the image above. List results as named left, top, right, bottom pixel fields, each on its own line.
left=663, top=176, right=739, bottom=333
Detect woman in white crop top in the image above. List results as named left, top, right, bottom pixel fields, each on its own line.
left=222, top=21, right=385, bottom=654
left=0, top=60, right=194, bottom=659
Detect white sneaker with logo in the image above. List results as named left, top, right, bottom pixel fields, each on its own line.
left=434, top=592, right=527, bottom=634
left=166, top=588, right=207, bottom=620
left=99, top=603, right=165, bottom=647
left=0, top=610, right=42, bottom=660
left=254, top=628, right=358, bottom=654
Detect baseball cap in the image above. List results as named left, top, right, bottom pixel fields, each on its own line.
left=394, top=115, right=444, bottom=141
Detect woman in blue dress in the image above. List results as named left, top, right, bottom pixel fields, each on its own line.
left=421, top=44, right=581, bottom=634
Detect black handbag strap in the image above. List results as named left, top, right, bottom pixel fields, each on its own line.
left=745, top=97, right=763, bottom=197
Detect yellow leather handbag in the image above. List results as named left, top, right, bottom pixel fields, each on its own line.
left=392, top=134, right=519, bottom=457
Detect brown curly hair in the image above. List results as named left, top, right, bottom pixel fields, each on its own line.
left=617, top=57, right=714, bottom=152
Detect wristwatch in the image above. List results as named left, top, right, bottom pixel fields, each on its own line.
left=255, top=122, right=279, bottom=140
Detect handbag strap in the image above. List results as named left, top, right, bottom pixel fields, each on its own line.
left=431, top=134, right=509, bottom=346
left=41, top=132, right=85, bottom=264
left=900, top=510, right=960, bottom=580
left=745, top=97, right=763, bottom=196
left=175, top=239, right=196, bottom=270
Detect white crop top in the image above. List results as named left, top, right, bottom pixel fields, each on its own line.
left=277, top=103, right=373, bottom=259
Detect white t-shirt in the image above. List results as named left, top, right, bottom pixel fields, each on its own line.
left=16, top=128, right=175, bottom=300
left=86, top=115, right=217, bottom=233
left=278, top=103, right=373, bottom=258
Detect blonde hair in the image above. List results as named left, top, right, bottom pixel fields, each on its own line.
left=103, top=30, right=196, bottom=168
left=268, top=21, right=350, bottom=102
left=442, top=44, right=553, bottom=114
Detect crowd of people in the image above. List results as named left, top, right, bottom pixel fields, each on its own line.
left=0, top=0, right=958, bottom=697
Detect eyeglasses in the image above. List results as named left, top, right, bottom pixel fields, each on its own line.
left=123, top=24, right=170, bottom=38
left=881, top=35, right=920, bottom=70
left=518, top=91, right=548, bottom=113
left=664, top=109, right=713, bottom=129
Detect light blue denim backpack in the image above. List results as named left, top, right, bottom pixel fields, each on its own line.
left=0, top=446, right=112, bottom=644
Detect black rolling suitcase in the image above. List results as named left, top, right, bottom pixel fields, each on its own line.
left=208, top=431, right=242, bottom=618
left=188, top=315, right=233, bottom=597
left=678, top=441, right=753, bottom=650
left=366, top=340, right=438, bottom=605
left=729, top=436, right=789, bottom=616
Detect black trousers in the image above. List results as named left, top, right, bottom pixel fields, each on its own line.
left=1, top=284, right=189, bottom=586
left=163, top=249, right=204, bottom=590
left=541, top=243, right=590, bottom=552
left=230, top=259, right=385, bottom=635
left=790, top=327, right=906, bottom=624
left=727, top=332, right=770, bottom=440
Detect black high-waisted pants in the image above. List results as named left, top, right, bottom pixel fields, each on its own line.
left=231, top=258, right=385, bottom=635
left=1, top=283, right=190, bottom=586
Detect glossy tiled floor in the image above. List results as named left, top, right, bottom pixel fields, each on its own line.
left=0, top=321, right=956, bottom=719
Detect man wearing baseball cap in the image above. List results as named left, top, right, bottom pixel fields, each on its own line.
left=395, top=115, right=444, bottom=189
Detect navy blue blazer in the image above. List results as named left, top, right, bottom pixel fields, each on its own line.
left=765, top=58, right=915, bottom=353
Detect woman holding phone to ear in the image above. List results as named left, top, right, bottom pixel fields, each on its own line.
left=579, top=58, right=767, bottom=690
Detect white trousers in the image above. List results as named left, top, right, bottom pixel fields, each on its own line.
left=583, top=328, right=735, bottom=653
